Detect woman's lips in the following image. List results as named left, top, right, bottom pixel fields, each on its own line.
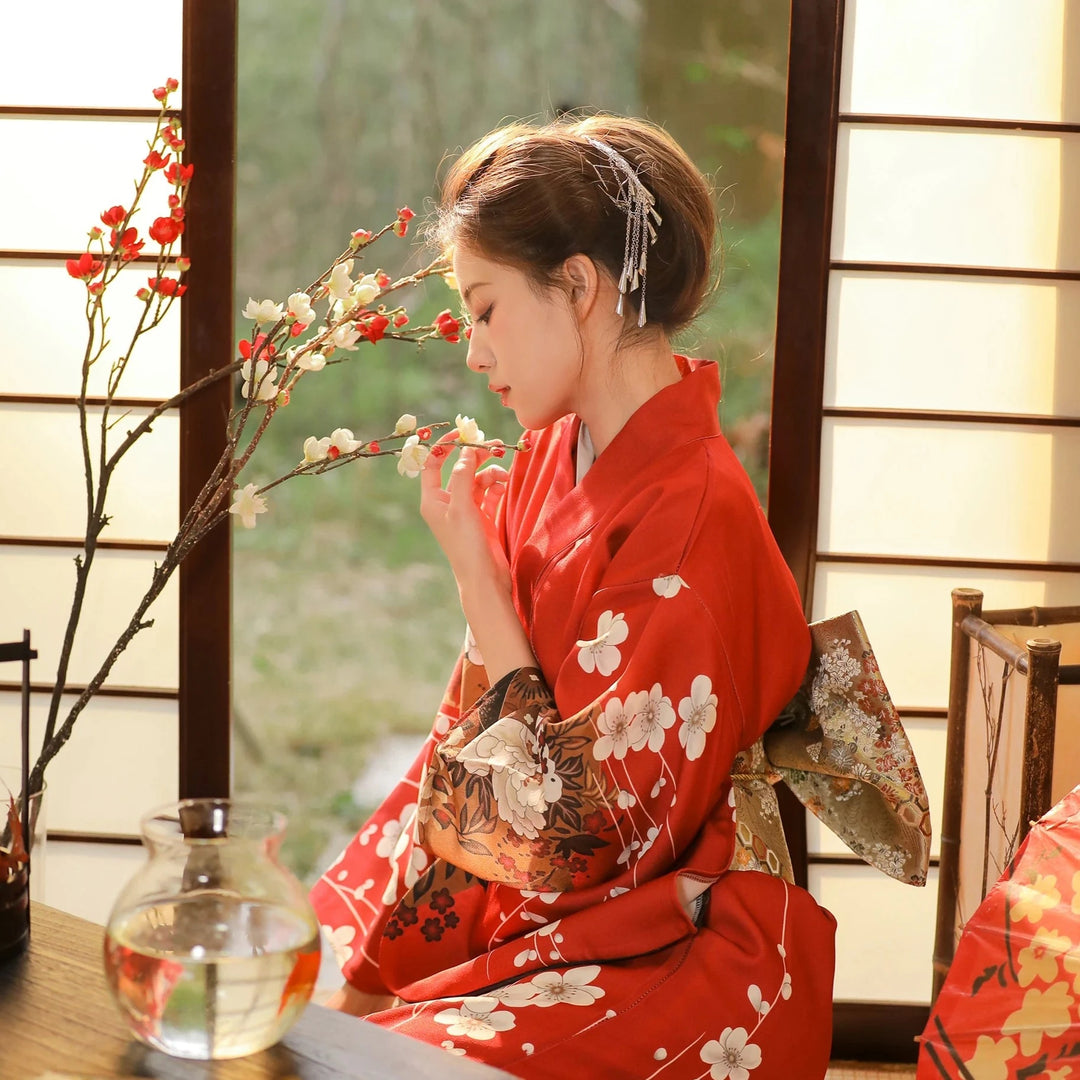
left=490, top=385, right=509, bottom=405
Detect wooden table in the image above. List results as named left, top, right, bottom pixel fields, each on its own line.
left=1, top=903, right=514, bottom=1080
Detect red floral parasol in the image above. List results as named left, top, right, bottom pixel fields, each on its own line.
left=918, top=784, right=1080, bottom=1079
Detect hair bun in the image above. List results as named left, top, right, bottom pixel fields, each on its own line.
left=435, top=115, right=715, bottom=335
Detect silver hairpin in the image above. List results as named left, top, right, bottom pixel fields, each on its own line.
left=585, top=136, right=662, bottom=327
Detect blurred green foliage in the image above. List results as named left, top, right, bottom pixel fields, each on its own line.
left=231, top=0, right=790, bottom=881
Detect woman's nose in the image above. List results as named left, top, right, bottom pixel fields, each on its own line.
left=465, top=332, right=490, bottom=373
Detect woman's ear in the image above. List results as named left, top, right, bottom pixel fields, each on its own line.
left=562, top=253, right=600, bottom=317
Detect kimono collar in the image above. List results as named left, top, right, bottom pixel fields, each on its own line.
left=568, top=355, right=721, bottom=498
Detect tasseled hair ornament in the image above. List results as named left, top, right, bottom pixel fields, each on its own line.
left=584, top=137, right=663, bottom=328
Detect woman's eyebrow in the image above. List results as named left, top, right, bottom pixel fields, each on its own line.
left=461, top=281, right=490, bottom=304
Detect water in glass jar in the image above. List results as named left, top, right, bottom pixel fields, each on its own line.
left=104, top=892, right=321, bottom=1059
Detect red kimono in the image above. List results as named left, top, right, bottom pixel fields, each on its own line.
left=311, top=358, right=837, bottom=1078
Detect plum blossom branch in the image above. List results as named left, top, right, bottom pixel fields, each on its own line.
left=28, top=78, right=524, bottom=801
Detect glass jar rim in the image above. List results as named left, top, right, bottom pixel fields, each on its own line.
left=140, top=797, right=286, bottom=846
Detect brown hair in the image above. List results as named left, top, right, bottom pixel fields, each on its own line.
left=434, top=114, right=716, bottom=336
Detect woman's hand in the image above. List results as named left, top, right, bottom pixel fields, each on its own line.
left=419, top=439, right=510, bottom=596
left=419, top=438, right=535, bottom=683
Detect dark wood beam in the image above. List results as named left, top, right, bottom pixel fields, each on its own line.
left=179, top=0, right=238, bottom=798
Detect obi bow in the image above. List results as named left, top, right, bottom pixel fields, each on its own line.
left=730, top=611, right=932, bottom=887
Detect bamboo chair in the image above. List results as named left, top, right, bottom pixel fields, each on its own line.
left=931, top=588, right=1080, bottom=1000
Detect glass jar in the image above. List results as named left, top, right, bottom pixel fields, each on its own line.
left=103, top=799, right=321, bottom=1060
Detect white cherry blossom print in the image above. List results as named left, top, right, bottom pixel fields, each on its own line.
left=404, top=845, right=428, bottom=889
left=440, top=1040, right=467, bottom=1057
left=495, top=965, right=606, bottom=1008
left=594, top=695, right=634, bottom=761
left=678, top=674, right=718, bottom=761
left=375, top=804, right=417, bottom=859
left=652, top=574, right=688, bottom=598
left=464, top=624, right=484, bottom=667
left=433, top=998, right=516, bottom=1041
left=575, top=610, right=629, bottom=676
left=321, top=923, right=356, bottom=966
left=701, top=1026, right=763, bottom=1080
left=628, top=682, right=676, bottom=753
left=457, top=718, right=552, bottom=838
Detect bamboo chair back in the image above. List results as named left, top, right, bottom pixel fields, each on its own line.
left=931, top=588, right=1080, bottom=1000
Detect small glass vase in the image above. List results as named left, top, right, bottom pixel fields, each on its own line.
left=0, top=767, right=46, bottom=962
left=103, top=798, right=321, bottom=1060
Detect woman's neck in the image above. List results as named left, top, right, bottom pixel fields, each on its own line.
left=575, top=333, right=681, bottom=456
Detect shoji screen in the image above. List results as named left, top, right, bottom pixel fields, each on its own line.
left=773, top=0, right=1080, bottom=1056
left=0, top=1, right=234, bottom=924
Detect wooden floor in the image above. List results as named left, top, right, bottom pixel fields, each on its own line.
left=826, top=1065, right=917, bottom=1079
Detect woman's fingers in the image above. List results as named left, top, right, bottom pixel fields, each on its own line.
left=446, top=446, right=481, bottom=504
left=420, top=440, right=507, bottom=528
left=474, top=464, right=509, bottom=491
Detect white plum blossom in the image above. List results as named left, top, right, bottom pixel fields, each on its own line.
left=329, top=322, right=361, bottom=351
left=455, top=414, right=485, bottom=444
left=576, top=610, right=629, bottom=676
left=394, top=413, right=418, bottom=436
left=228, top=482, right=268, bottom=529
left=350, top=273, right=381, bottom=307
left=747, top=984, right=769, bottom=1016
left=443, top=269, right=459, bottom=291
left=700, top=1026, right=762, bottom=1080
left=292, top=348, right=326, bottom=372
left=433, top=998, right=516, bottom=1041
left=496, top=965, right=606, bottom=1008
left=678, top=674, right=718, bottom=761
left=321, top=923, right=356, bottom=966
left=327, top=260, right=354, bottom=303
left=457, top=718, right=552, bottom=838
left=397, top=434, right=430, bottom=478
left=241, top=358, right=278, bottom=401
left=628, top=683, right=676, bottom=753
left=594, top=695, right=634, bottom=761
left=331, top=427, right=362, bottom=454
left=287, top=291, right=316, bottom=327
left=243, top=297, right=284, bottom=325
left=303, top=435, right=331, bottom=463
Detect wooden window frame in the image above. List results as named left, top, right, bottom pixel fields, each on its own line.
left=178, top=0, right=238, bottom=799
left=770, top=0, right=1080, bottom=1061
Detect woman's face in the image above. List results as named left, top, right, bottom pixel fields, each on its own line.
left=452, top=245, right=584, bottom=432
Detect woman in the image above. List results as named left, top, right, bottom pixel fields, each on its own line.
left=311, top=114, right=837, bottom=1078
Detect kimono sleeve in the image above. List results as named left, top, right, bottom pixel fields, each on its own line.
left=309, top=648, right=481, bottom=992
left=416, top=576, right=765, bottom=894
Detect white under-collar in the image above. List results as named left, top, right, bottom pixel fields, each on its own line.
left=575, top=422, right=596, bottom=484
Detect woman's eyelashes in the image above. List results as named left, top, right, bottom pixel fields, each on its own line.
left=459, top=303, right=492, bottom=330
